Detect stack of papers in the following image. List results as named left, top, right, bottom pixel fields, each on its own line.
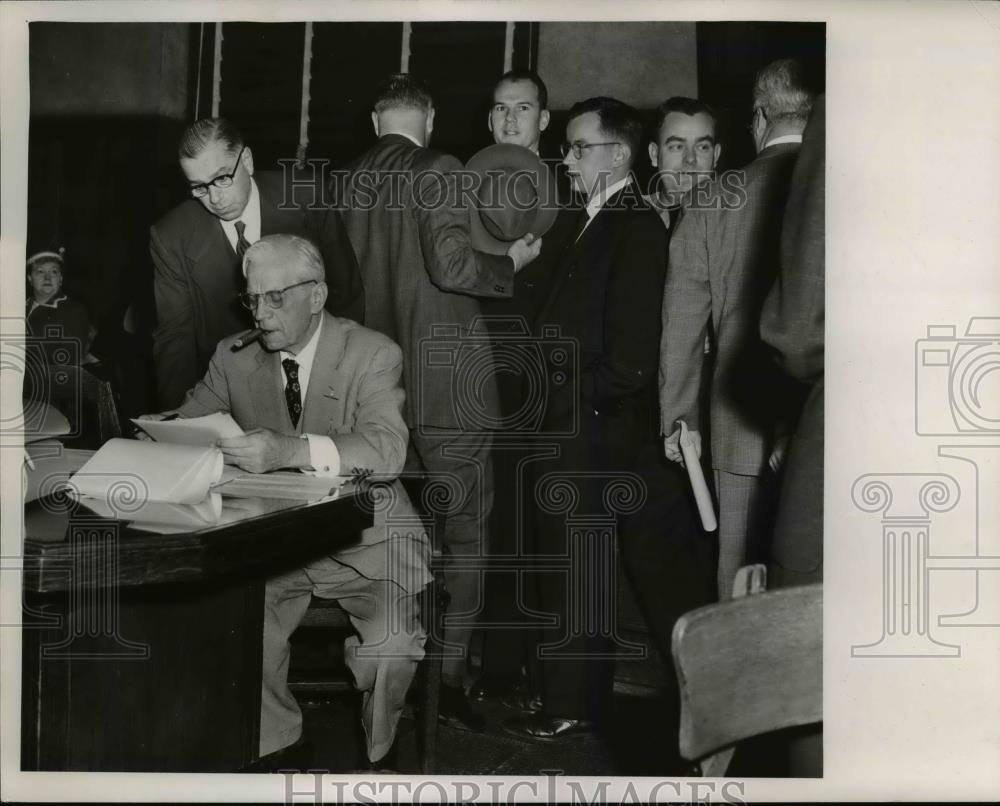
left=68, top=438, right=224, bottom=531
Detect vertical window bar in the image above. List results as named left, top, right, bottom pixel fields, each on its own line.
left=297, top=21, right=314, bottom=164
left=193, top=23, right=204, bottom=118
left=400, top=21, right=412, bottom=71
left=503, top=21, right=514, bottom=72
left=211, top=22, right=223, bottom=117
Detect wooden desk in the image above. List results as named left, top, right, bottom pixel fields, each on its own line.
left=21, top=472, right=373, bottom=772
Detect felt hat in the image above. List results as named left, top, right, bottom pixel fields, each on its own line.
left=465, top=144, right=558, bottom=255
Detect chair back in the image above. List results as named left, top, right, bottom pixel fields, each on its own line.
left=671, top=583, right=822, bottom=776
left=46, top=366, right=122, bottom=449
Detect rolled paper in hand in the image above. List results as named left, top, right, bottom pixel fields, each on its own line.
left=679, top=420, right=717, bottom=532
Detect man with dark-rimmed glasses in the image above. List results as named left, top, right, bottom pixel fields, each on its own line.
left=150, top=117, right=360, bottom=409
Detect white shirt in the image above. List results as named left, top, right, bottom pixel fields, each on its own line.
left=279, top=315, right=341, bottom=477
left=382, top=130, right=422, bottom=147
left=763, top=134, right=803, bottom=149
left=579, top=175, right=632, bottom=238
left=220, top=177, right=261, bottom=256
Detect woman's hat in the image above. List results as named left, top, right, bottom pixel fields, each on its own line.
left=26, top=247, right=65, bottom=269
left=465, top=144, right=558, bottom=255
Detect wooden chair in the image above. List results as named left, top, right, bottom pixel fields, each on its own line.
left=45, top=365, right=122, bottom=449
left=289, top=572, right=447, bottom=773
left=671, top=582, right=822, bottom=776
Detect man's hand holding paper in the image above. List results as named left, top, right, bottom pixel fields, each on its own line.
left=219, top=428, right=310, bottom=474
left=663, top=425, right=701, bottom=465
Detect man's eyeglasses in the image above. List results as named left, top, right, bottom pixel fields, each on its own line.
left=238, top=280, right=317, bottom=311
left=559, top=141, right=621, bottom=159
left=189, top=145, right=246, bottom=198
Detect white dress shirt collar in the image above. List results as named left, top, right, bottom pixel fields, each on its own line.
left=578, top=175, right=633, bottom=237
left=220, top=177, right=261, bottom=252
left=763, top=133, right=803, bottom=149
left=383, top=130, right=423, bottom=147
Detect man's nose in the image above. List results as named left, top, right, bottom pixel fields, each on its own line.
left=505, top=108, right=516, bottom=122
left=208, top=184, right=225, bottom=205
left=683, top=148, right=698, bottom=166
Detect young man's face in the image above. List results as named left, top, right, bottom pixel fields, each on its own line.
left=488, top=79, right=550, bottom=152
left=180, top=140, right=254, bottom=221
left=648, top=111, right=720, bottom=200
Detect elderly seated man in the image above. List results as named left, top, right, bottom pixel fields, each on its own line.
left=141, top=233, right=430, bottom=772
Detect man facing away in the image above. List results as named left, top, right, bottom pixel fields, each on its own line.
left=141, top=234, right=429, bottom=772
left=336, top=73, right=542, bottom=731
left=150, top=118, right=361, bottom=409
left=660, top=59, right=814, bottom=599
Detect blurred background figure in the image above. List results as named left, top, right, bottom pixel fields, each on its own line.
left=26, top=247, right=97, bottom=366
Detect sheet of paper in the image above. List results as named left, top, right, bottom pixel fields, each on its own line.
left=70, top=438, right=223, bottom=505
left=212, top=471, right=349, bottom=501
left=77, top=492, right=223, bottom=530
left=130, top=412, right=244, bottom=447
left=23, top=401, right=71, bottom=443
left=680, top=420, right=718, bottom=532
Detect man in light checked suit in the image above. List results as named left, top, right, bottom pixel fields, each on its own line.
left=659, top=59, right=815, bottom=599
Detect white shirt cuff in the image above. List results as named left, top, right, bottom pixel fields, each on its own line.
left=303, top=434, right=341, bottom=477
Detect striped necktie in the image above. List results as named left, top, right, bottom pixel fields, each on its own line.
left=282, top=358, right=302, bottom=428
left=234, top=220, right=252, bottom=261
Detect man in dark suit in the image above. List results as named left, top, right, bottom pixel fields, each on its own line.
left=761, top=94, right=825, bottom=589
left=660, top=59, right=814, bottom=599
left=472, top=69, right=560, bottom=706
left=502, top=97, right=668, bottom=741
left=337, top=74, right=542, bottom=730
left=142, top=234, right=430, bottom=772
left=150, top=118, right=360, bottom=409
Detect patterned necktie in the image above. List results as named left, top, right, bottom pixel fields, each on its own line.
left=282, top=358, right=302, bottom=427
left=234, top=220, right=252, bottom=260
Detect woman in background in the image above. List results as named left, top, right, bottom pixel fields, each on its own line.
left=25, top=248, right=96, bottom=365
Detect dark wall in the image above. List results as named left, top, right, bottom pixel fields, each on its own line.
left=28, top=22, right=197, bottom=415
left=696, top=22, right=826, bottom=170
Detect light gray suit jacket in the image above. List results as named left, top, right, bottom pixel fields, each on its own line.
left=660, top=142, right=801, bottom=476
left=177, top=311, right=430, bottom=593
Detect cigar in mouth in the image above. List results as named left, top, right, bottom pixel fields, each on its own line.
left=231, top=327, right=265, bottom=351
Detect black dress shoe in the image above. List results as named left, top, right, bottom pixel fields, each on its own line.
left=499, top=691, right=543, bottom=714
left=242, top=736, right=312, bottom=773
left=356, top=736, right=399, bottom=774
left=438, top=683, right=487, bottom=732
left=502, top=714, right=594, bottom=742
left=468, top=675, right=519, bottom=703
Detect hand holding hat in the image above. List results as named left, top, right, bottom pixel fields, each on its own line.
left=465, top=144, right=557, bottom=268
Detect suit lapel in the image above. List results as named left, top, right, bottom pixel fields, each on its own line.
left=248, top=349, right=288, bottom=431
left=302, top=314, right=348, bottom=435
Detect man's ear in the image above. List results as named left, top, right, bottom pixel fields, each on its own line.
left=487, top=109, right=495, bottom=134
left=713, top=143, right=721, bottom=169
left=242, top=147, right=255, bottom=177
left=425, top=107, right=435, bottom=141
left=648, top=141, right=658, bottom=168
left=539, top=109, right=550, bottom=132
left=614, top=143, right=631, bottom=169
left=371, top=112, right=380, bottom=137
left=311, top=280, right=328, bottom=313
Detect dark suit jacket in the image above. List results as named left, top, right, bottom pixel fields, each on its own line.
left=150, top=170, right=360, bottom=409
left=338, top=133, right=515, bottom=429
left=761, top=96, right=825, bottom=582
left=535, top=183, right=668, bottom=441
left=176, top=312, right=430, bottom=592
left=660, top=142, right=801, bottom=476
